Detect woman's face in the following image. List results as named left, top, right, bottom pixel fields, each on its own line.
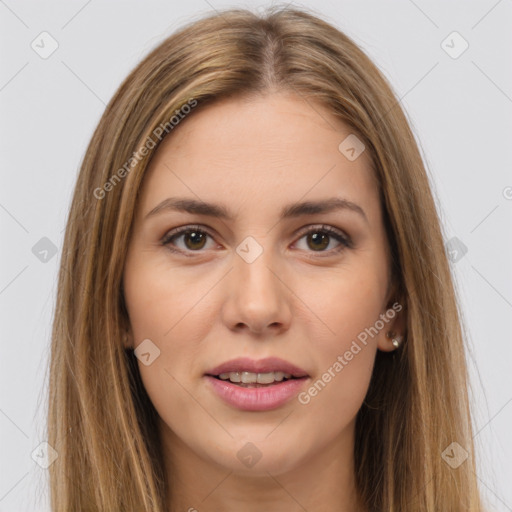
left=122, top=92, right=401, bottom=476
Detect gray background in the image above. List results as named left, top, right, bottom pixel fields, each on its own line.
left=1, top=1, right=511, bottom=510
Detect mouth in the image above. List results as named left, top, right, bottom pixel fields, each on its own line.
left=203, top=357, right=310, bottom=411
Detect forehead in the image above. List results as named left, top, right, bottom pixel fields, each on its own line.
left=138, top=92, right=379, bottom=223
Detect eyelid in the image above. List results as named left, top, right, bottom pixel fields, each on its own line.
left=160, top=223, right=352, bottom=256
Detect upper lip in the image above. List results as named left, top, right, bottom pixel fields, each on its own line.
left=205, top=357, right=309, bottom=378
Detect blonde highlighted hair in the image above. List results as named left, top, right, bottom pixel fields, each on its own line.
left=47, top=5, right=484, bottom=510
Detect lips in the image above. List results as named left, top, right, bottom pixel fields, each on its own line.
left=205, top=357, right=309, bottom=378
left=204, top=357, right=310, bottom=411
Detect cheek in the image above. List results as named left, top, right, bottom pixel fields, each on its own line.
left=295, top=347, right=375, bottom=455
left=295, top=287, right=379, bottom=434
left=123, top=257, right=219, bottom=410
left=292, top=259, right=386, bottom=415
left=295, top=257, right=388, bottom=350
left=123, top=255, right=216, bottom=349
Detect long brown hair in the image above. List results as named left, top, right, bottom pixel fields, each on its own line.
left=47, top=5, right=485, bottom=510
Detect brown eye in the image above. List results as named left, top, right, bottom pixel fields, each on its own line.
left=161, top=226, right=214, bottom=253
left=182, top=230, right=207, bottom=250
left=306, top=232, right=330, bottom=251
left=295, top=225, right=351, bottom=254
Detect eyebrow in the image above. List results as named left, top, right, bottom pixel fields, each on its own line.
left=145, top=196, right=368, bottom=223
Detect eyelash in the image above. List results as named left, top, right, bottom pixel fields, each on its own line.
left=160, top=224, right=352, bottom=257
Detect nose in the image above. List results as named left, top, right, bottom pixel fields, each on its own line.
left=220, top=242, right=292, bottom=335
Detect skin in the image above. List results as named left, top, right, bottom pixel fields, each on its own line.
left=122, top=91, right=405, bottom=512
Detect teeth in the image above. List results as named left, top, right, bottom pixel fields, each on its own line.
left=219, top=372, right=240, bottom=382
left=217, top=371, right=293, bottom=384
left=256, top=372, right=276, bottom=384
left=241, top=371, right=257, bottom=384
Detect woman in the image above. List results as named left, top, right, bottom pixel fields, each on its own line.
left=47, top=6, right=485, bottom=511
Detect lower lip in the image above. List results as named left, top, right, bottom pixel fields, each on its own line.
left=204, top=376, right=308, bottom=411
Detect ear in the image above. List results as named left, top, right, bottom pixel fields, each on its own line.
left=121, top=323, right=135, bottom=350
left=120, top=282, right=134, bottom=350
left=377, top=282, right=407, bottom=353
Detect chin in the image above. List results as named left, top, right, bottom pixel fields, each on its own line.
left=198, top=433, right=310, bottom=477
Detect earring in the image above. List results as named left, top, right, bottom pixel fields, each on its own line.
left=386, top=331, right=402, bottom=349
